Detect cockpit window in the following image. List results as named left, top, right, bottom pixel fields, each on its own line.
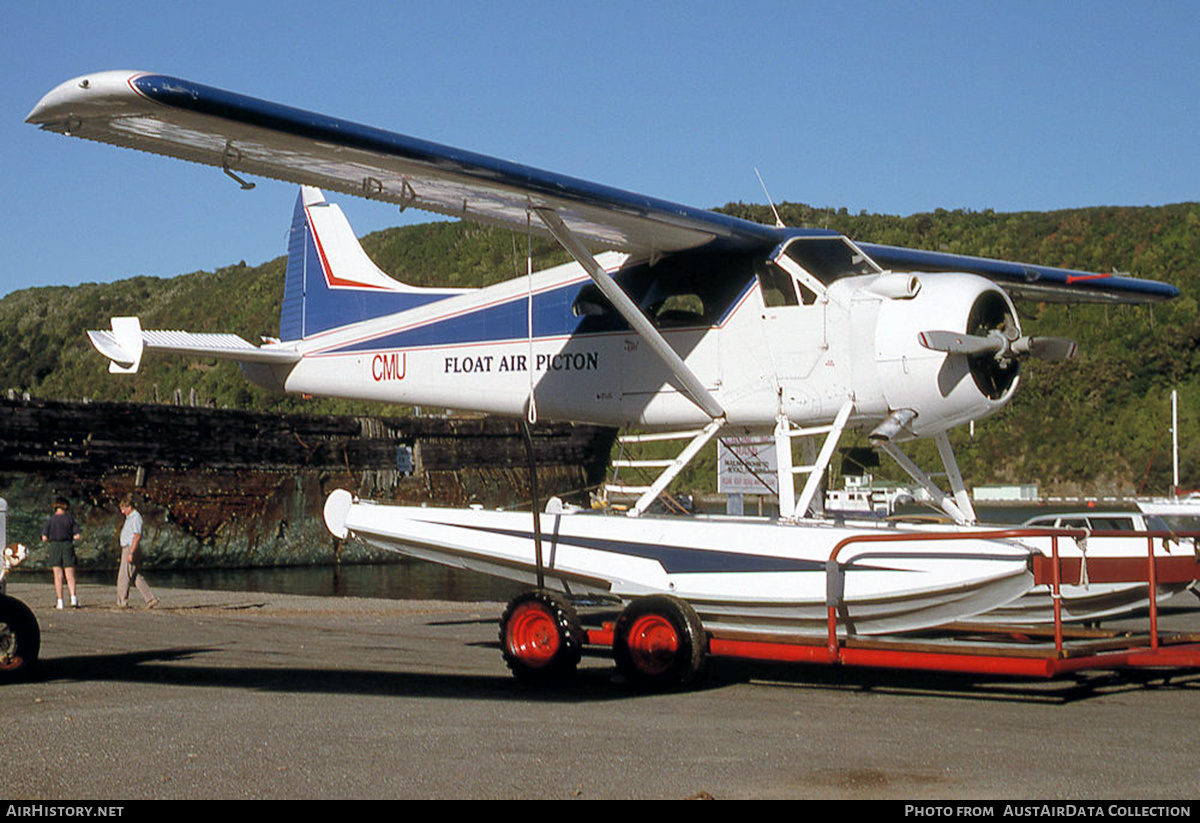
left=780, top=237, right=881, bottom=285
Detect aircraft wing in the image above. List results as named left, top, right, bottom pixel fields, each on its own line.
left=28, top=70, right=1179, bottom=304
left=27, top=71, right=778, bottom=258
left=858, top=243, right=1181, bottom=304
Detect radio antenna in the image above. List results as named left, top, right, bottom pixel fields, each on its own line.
left=755, top=167, right=785, bottom=228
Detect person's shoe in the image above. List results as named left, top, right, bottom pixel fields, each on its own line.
left=146, top=598, right=160, bottom=609
left=70, top=597, right=79, bottom=609
left=55, top=599, right=64, bottom=610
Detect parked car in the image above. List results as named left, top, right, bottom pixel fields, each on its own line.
left=1021, top=511, right=1171, bottom=532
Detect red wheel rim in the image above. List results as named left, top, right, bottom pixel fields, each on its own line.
left=625, top=613, right=679, bottom=676
left=506, top=603, right=560, bottom=668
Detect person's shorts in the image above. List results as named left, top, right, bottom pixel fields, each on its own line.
left=47, top=540, right=76, bottom=568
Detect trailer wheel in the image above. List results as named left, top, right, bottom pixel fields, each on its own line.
left=499, top=590, right=584, bottom=684
left=0, top=594, right=40, bottom=683
left=613, top=595, right=706, bottom=690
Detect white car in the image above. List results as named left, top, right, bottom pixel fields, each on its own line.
left=1021, top=511, right=1171, bottom=532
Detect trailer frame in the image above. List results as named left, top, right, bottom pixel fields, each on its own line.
left=578, top=527, right=1200, bottom=685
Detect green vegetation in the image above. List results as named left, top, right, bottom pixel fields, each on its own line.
left=2, top=201, right=1196, bottom=496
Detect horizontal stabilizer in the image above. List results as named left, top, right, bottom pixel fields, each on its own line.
left=88, top=316, right=144, bottom=373
left=88, top=317, right=301, bottom=374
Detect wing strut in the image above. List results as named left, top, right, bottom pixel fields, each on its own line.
left=532, top=207, right=726, bottom=422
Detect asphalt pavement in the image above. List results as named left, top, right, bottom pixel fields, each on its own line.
left=2, top=579, right=1199, bottom=800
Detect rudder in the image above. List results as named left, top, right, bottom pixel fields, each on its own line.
left=279, top=187, right=465, bottom=341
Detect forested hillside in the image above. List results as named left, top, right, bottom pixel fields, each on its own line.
left=2, top=201, right=1196, bottom=495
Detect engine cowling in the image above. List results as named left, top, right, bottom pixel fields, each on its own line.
left=872, top=273, right=1021, bottom=438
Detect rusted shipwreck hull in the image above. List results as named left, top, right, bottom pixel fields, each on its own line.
left=0, top=397, right=615, bottom=568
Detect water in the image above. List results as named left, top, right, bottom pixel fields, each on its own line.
left=76, top=559, right=528, bottom=603
left=67, top=503, right=1194, bottom=603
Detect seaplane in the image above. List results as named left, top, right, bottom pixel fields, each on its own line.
left=27, top=71, right=1194, bottom=688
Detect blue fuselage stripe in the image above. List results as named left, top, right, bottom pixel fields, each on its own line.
left=315, top=274, right=757, bottom=355
left=454, top=524, right=822, bottom=574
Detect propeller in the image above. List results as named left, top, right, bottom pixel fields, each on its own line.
left=918, top=329, right=1077, bottom=363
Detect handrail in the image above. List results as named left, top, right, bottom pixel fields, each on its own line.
left=823, top=527, right=1200, bottom=663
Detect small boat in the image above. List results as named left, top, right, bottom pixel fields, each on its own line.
left=1137, top=495, right=1200, bottom=528
left=323, top=490, right=1036, bottom=636
left=968, top=510, right=1195, bottom=624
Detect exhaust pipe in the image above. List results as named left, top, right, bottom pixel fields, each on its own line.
left=869, top=409, right=917, bottom=442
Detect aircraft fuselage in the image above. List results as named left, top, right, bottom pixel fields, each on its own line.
left=262, top=248, right=1018, bottom=438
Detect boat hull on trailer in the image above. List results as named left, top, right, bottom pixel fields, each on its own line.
left=323, top=490, right=1035, bottom=636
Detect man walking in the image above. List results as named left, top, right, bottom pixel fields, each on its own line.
left=116, top=495, right=159, bottom=609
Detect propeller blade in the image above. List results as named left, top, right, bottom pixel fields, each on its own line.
left=1011, top=336, right=1078, bottom=361
left=921, top=330, right=1078, bottom=362
left=918, top=330, right=1003, bottom=356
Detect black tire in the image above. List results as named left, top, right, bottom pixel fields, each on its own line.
left=499, top=590, right=585, bottom=685
left=0, top=594, right=40, bottom=683
left=612, top=595, right=707, bottom=690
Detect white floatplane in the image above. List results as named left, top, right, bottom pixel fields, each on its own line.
left=27, top=71, right=1193, bottom=685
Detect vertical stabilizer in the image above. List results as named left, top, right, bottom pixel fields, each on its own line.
left=279, top=187, right=467, bottom=341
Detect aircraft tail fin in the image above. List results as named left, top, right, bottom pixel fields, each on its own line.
left=87, top=187, right=462, bottom=378
left=280, top=187, right=466, bottom=341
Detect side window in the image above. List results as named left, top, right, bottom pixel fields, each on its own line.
left=573, top=294, right=610, bottom=317
left=1087, top=517, right=1135, bottom=531
left=757, top=264, right=798, bottom=307
left=652, top=293, right=706, bottom=327
left=1145, top=515, right=1170, bottom=531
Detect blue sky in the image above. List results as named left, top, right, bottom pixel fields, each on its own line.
left=4, top=1, right=1197, bottom=298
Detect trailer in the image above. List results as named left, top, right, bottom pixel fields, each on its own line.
left=499, top=527, right=1200, bottom=690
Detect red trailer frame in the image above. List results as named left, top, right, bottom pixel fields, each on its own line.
left=585, top=527, right=1200, bottom=679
